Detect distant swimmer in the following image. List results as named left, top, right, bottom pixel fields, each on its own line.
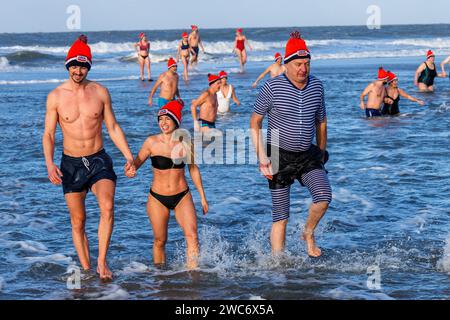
left=414, top=50, right=445, bottom=92
left=125, top=101, right=209, bottom=270
left=148, top=58, right=183, bottom=108
left=233, top=28, right=253, bottom=73
left=188, top=25, right=205, bottom=68
left=134, top=32, right=151, bottom=81
left=250, top=31, right=331, bottom=258
left=191, top=74, right=221, bottom=132
left=382, top=71, right=425, bottom=116
left=252, top=53, right=286, bottom=88
left=177, top=32, right=195, bottom=81
left=217, top=71, right=241, bottom=114
left=360, top=67, right=389, bottom=118
left=43, top=35, right=135, bottom=280
left=440, top=54, right=450, bottom=78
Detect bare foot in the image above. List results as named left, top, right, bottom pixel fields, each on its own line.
left=301, top=231, right=322, bottom=257
left=97, top=262, right=113, bottom=281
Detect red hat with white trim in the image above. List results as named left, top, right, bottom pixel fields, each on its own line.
left=236, top=28, right=243, bottom=33
left=167, top=57, right=177, bottom=69
left=191, top=25, right=198, bottom=30
left=139, top=32, right=145, bottom=39
left=378, top=67, right=389, bottom=81
left=427, top=50, right=435, bottom=59
left=387, top=71, right=398, bottom=83
left=182, top=32, right=188, bottom=38
left=284, top=31, right=310, bottom=64
left=65, top=35, right=92, bottom=71
left=219, top=70, right=228, bottom=79
left=158, top=100, right=183, bottom=128
left=208, top=73, right=220, bottom=85
left=274, top=52, right=282, bottom=61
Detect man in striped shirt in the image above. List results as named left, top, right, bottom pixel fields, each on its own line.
left=250, top=31, right=331, bottom=258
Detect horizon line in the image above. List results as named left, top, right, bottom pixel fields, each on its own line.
left=1, top=22, right=448, bottom=35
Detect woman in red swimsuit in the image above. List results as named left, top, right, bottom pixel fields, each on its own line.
left=134, top=32, right=152, bottom=81
left=233, top=28, right=252, bottom=73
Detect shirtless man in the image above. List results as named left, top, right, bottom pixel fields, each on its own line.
left=42, top=35, right=135, bottom=280
left=188, top=25, right=205, bottom=67
left=360, top=67, right=389, bottom=118
left=252, top=53, right=286, bottom=88
left=414, top=50, right=445, bottom=92
left=191, top=74, right=221, bottom=132
left=148, top=58, right=182, bottom=108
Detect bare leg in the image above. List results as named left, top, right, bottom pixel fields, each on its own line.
left=236, top=50, right=244, bottom=73
left=173, top=192, right=199, bottom=270
left=182, top=56, right=189, bottom=81
left=146, top=58, right=151, bottom=81
left=138, top=57, right=144, bottom=81
left=418, top=83, right=432, bottom=92
left=270, top=219, right=288, bottom=254
left=242, top=50, right=247, bottom=71
left=91, top=179, right=116, bottom=280
left=65, top=191, right=90, bottom=270
left=147, top=194, right=170, bottom=266
left=301, top=201, right=329, bottom=257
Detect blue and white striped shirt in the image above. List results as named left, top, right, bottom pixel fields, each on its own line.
left=253, top=74, right=326, bottom=152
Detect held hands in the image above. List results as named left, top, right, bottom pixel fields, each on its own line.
left=124, top=159, right=136, bottom=178
left=47, top=163, right=63, bottom=185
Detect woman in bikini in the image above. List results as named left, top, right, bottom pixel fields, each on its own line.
left=233, top=28, right=252, bottom=73
left=126, top=101, right=208, bottom=270
left=217, top=71, right=241, bottom=114
left=134, top=32, right=151, bottom=81
left=177, top=32, right=195, bottom=81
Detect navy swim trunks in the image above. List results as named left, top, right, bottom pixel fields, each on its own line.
left=60, top=149, right=117, bottom=194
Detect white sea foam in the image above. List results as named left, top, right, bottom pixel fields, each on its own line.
left=437, top=234, right=450, bottom=274
left=89, top=284, right=130, bottom=300
left=0, top=76, right=139, bottom=86
left=0, top=56, right=14, bottom=71
left=121, top=261, right=150, bottom=275
left=23, top=253, right=73, bottom=264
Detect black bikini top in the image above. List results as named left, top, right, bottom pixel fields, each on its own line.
left=150, top=155, right=186, bottom=170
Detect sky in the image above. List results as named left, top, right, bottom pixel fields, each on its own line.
left=1, top=0, right=449, bottom=33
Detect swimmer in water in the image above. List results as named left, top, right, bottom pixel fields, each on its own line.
left=188, top=25, right=205, bottom=68
left=414, top=50, right=446, bottom=92
left=382, top=71, right=425, bottom=116
left=125, top=100, right=208, bottom=270
left=191, top=74, right=221, bottom=132
left=360, top=67, right=389, bottom=118
left=233, top=28, right=253, bottom=73
left=177, top=32, right=195, bottom=81
left=217, top=71, right=241, bottom=114
left=134, top=32, right=151, bottom=81
left=43, top=35, right=135, bottom=280
left=148, top=58, right=183, bottom=108
left=252, top=53, right=286, bottom=88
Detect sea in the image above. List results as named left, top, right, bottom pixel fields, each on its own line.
left=0, top=24, right=450, bottom=300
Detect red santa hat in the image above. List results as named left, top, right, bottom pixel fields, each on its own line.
left=274, top=52, right=282, bottom=61
left=427, top=50, right=435, bottom=59
left=158, top=100, right=183, bottom=128
left=167, top=57, right=177, bottom=69
left=236, top=28, right=243, bottom=33
left=219, top=70, right=228, bottom=79
left=65, top=35, right=92, bottom=70
left=387, top=71, right=398, bottom=83
left=378, top=67, right=389, bottom=81
left=284, top=31, right=310, bottom=63
left=208, top=73, right=220, bottom=85
left=191, top=25, right=198, bottom=30
left=182, top=32, right=189, bottom=38
left=139, top=32, right=145, bottom=39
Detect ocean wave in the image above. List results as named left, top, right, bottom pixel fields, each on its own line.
left=0, top=57, right=15, bottom=71
left=5, top=50, right=58, bottom=63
